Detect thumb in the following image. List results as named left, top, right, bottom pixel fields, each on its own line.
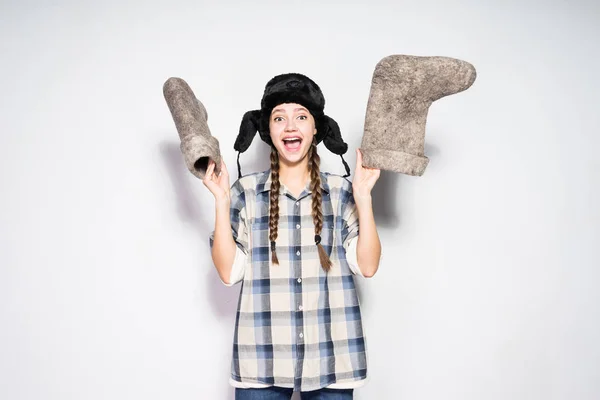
left=356, top=148, right=363, bottom=168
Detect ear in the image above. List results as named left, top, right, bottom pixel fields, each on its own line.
left=234, top=110, right=261, bottom=152
left=322, top=115, right=348, bottom=155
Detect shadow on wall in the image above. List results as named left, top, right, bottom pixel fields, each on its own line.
left=159, top=139, right=239, bottom=400
left=367, top=140, right=442, bottom=229
left=370, top=169, right=402, bottom=229
left=159, top=139, right=239, bottom=314
left=159, top=140, right=209, bottom=232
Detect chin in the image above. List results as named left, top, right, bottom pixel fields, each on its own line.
left=280, top=150, right=309, bottom=164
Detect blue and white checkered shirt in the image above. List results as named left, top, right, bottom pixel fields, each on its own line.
left=210, top=170, right=367, bottom=392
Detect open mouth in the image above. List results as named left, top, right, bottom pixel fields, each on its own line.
left=282, top=137, right=302, bottom=152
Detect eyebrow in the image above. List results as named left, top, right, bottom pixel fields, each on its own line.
left=272, top=107, right=309, bottom=114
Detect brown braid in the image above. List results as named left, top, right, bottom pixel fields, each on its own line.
left=308, top=140, right=332, bottom=272
left=269, top=147, right=281, bottom=265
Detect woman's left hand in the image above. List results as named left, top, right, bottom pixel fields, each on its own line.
left=352, top=148, right=381, bottom=201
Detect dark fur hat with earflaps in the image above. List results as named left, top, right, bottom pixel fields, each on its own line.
left=233, top=73, right=350, bottom=178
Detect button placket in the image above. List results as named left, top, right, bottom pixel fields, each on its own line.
left=292, top=196, right=304, bottom=364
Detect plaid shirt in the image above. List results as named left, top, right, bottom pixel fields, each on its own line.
left=210, top=169, right=368, bottom=392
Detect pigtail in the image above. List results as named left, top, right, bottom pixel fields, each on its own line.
left=269, top=147, right=281, bottom=265
left=308, top=140, right=332, bottom=272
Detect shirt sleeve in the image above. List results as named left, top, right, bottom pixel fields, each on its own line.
left=220, top=246, right=247, bottom=286
left=209, top=180, right=249, bottom=285
left=344, top=236, right=363, bottom=277
left=340, top=179, right=362, bottom=275
left=344, top=235, right=384, bottom=277
left=341, top=179, right=359, bottom=249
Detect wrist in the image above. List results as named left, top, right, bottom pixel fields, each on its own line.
left=215, top=196, right=231, bottom=210
left=355, top=198, right=374, bottom=218
left=354, top=194, right=372, bottom=207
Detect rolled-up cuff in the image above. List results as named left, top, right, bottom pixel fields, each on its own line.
left=180, top=134, right=222, bottom=179
left=361, top=147, right=429, bottom=176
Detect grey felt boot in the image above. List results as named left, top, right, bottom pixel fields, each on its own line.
left=360, top=55, right=476, bottom=176
left=163, top=77, right=222, bottom=179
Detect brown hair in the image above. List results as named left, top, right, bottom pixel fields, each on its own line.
left=269, top=146, right=281, bottom=265
left=269, top=140, right=332, bottom=271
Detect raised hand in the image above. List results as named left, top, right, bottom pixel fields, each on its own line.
left=202, top=160, right=230, bottom=203
left=352, top=148, right=381, bottom=202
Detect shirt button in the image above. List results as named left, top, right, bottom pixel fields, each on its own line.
left=298, top=305, right=303, bottom=311
left=295, top=201, right=300, bottom=206
left=296, top=250, right=301, bottom=256
left=296, top=224, right=301, bottom=229
left=299, top=333, right=304, bottom=338
left=297, top=278, right=302, bottom=283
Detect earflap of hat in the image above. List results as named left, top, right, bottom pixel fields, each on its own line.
left=234, top=110, right=262, bottom=153
left=321, top=115, right=351, bottom=177
left=321, top=115, right=348, bottom=155
left=234, top=110, right=262, bottom=179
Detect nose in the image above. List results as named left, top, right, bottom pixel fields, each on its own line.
left=285, top=118, right=297, bottom=131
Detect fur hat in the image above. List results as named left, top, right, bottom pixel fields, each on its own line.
left=234, top=73, right=350, bottom=178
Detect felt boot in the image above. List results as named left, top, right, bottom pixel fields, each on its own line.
left=163, top=77, right=222, bottom=179
left=360, top=55, right=476, bottom=176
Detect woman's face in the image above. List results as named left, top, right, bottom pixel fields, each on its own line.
left=269, top=103, right=317, bottom=166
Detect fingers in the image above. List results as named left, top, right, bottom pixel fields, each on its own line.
left=203, top=161, right=217, bottom=187
left=354, top=148, right=363, bottom=177
left=204, top=161, right=215, bottom=179
left=355, top=148, right=381, bottom=175
left=220, top=160, right=229, bottom=177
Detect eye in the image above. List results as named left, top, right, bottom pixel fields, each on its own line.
left=298, top=115, right=307, bottom=120
left=273, top=116, right=284, bottom=122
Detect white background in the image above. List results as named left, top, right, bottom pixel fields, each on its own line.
left=1, top=0, right=598, bottom=399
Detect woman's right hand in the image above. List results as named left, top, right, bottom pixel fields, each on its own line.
left=202, top=160, right=230, bottom=203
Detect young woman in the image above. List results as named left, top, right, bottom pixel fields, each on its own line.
left=203, top=73, right=381, bottom=399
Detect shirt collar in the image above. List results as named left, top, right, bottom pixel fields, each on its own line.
left=256, top=170, right=330, bottom=195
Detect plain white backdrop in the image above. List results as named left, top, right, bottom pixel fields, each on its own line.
left=1, top=0, right=598, bottom=399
